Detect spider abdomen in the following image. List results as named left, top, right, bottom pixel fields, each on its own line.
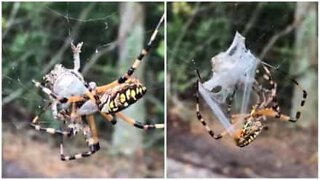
left=99, top=78, right=147, bottom=114
left=234, top=117, right=263, bottom=147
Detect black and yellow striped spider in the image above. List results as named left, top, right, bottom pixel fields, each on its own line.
left=194, top=33, right=307, bottom=147
left=195, top=65, right=307, bottom=147
left=30, top=14, right=164, bottom=161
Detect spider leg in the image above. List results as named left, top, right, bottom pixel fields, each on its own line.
left=257, top=63, right=307, bottom=122
left=252, top=108, right=291, bottom=121
left=288, top=79, right=307, bottom=122
left=32, top=80, right=85, bottom=104
left=99, top=112, right=117, bottom=125
left=256, top=64, right=281, bottom=118
left=115, top=112, right=164, bottom=130
left=31, top=118, right=73, bottom=137
left=30, top=123, right=73, bottom=136
left=32, top=80, right=97, bottom=106
left=195, top=81, right=227, bottom=139
left=32, top=80, right=66, bottom=103
left=226, top=85, right=238, bottom=118
left=262, top=65, right=281, bottom=117
left=30, top=102, right=73, bottom=136
left=51, top=101, right=60, bottom=120
left=252, top=107, right=304, bottom=123
left=60, top=115, right=100, bottom=161
left=117, top=14, right=164, bottom=84
left=254, top=104, right=305, bottom=122
left=252, top=80, right=267, bottom=108
left=194, top=69, right=228, bottom=139
left=96, top=14, right=164, bottom=93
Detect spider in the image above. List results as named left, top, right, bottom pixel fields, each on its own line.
left=30, top=14, right=165, bottom=161
left=195, top=63, right=307, bottom=147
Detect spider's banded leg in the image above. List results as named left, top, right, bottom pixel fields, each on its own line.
left=117, top=14, right=164, bottom=84
left=256, top=65, right=281, bottom=118
left=30, top=123, right=73, bottom=136
left=32, top=80, right=66, bottom=103
left=252, top=80, right=266, bottom=108
left=87, top=115, right=99, bottom=143
left=30, top=102, right=73, bottom=136
left=262, top=62, right=308, bottom=121
left=288, top=78, right=307, bottom=122
left=51, top=101, right=60, bottom=119
left=96, top=14, right=164, bottom=93
left=99, top=112, right=117, bottom=125
left=226, top=86, right=238, bottom=118
left=250, top=83, right=270, bottom=129
left=194, top=69, right=227, bottom=139
left=253, top=108, right=293, bottom=122
left=195, top=80, right=227, bottom=139
left=258, top=63, right=307, bottom=122
left=30, top=108, right=73, bottom=136
left=262, top=65, right=280, bottom=115
left=60, top=115, right=100, bottom=161
left=116, top=112, right=164, bottom=130
left=32, top=80, right=96, bottom=106
left=70, top=102, right=77, bottom=121
left=60, top=131, right=99, bottom=161
left=32, top=80, right=84, bottom=104
left=30, top=102, right=74, bottom=137
left=253, top=106, right=306, bottom=123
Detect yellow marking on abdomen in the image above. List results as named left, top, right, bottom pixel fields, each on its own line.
left=126, top=89, right=131, bottom=99
left=120, top=93, right=126, bottom=103
left=131, top=90, right=136, bottom=100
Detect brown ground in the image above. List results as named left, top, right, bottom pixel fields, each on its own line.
left=2, top=108, right=317, bottom=178
left=167, top=111, right=317, bottom=178
left=2, top=125, right=164, bottom=178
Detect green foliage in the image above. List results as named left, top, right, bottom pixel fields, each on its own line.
left=156, top=40, right=164, bottom=58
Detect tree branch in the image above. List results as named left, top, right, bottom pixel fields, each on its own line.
left=243, top=2, right=265, bottom=36
left=258, top=4, right=311, bottom=60
left=3, top=2, right=20, bottom=39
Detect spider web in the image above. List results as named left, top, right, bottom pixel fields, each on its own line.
left=198, top=32, right=258, bottom=133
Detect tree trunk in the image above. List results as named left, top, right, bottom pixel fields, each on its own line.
left=291, top=2, right=317, bottom=127
left=112, top=2, right=145, bottom=155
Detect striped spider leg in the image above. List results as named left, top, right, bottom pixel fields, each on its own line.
left=195, top=69, right=228, bottom=139
left=95, top=14, right=165, bottom=92
left=60, top=115, right=101, bottom=161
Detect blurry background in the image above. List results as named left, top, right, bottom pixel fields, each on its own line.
left=167, top=2, right=317, bottom=178
left=3, top=2, right=164, bottom=178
